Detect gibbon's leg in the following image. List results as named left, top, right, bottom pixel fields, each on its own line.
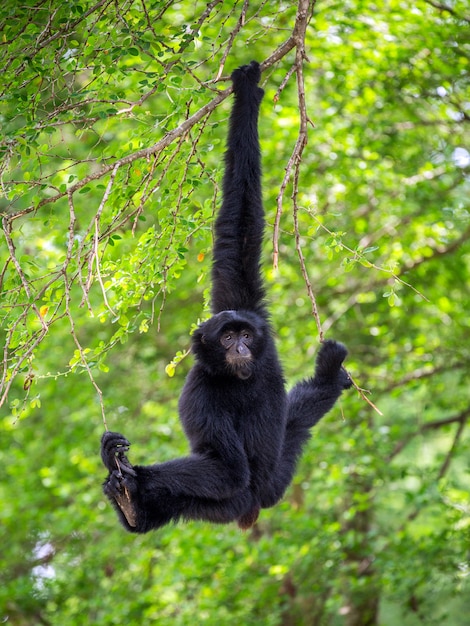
left=101, top=431, right=256, bottom=533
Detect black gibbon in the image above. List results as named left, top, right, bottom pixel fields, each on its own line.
left=101, top=61, right=351, bottom=533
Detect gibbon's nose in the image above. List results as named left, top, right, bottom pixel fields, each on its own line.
left=237, top=342, right=249, bottom=356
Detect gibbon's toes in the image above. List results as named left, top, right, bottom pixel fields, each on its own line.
left=237, top=506, right=260, bottom=530
left=104, top=470, right=125, bottom=498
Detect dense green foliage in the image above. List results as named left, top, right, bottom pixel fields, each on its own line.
left=1, top=1, right=469, bottom=624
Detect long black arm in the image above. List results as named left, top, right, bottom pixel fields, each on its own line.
left=211, top=61, right=266, bottom=314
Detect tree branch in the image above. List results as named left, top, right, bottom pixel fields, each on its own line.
left=423, top=0, right=470, bottom=23
left=0, top=2, right=318, bottom=409
left=388, top=407, right=470, bottom=462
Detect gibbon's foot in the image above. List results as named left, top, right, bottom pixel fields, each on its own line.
left=103, top=470, right=138, bottom=528
left=237, top=506, right=260, bottom=530
left=101, top=432, right=138, bottom=528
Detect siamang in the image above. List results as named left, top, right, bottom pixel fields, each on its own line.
left=101, top=61, right=352, bottom=533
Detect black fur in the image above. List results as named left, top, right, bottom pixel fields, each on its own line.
left=101, top=61, right=352, bottom=533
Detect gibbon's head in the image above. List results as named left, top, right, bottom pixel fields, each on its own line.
left=192, top=310, right=268, bottom=380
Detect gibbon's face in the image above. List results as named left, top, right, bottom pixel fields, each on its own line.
left=192, top=310, right=266, bottom=381
left=219, top=327, right=254, bottom=380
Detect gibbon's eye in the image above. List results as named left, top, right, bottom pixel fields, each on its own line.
left=220, top=332, right=234, bottom=348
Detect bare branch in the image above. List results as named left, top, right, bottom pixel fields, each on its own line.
left=3, top=87, right=229, bottom=226
left=388, top=407, right=470, bottom=462
left=423, top=0, right=470, bottom=23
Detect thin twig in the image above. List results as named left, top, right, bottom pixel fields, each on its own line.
left=273, top=0, right=315, bottom=269
left=64, top=272, right=108, bottom=430
left=88, top=163, right=120, bottom=316
left=215, top=0, right=249, bottom=81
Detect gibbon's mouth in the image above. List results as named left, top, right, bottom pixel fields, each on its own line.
left=226, top=355, right=253, bottom=380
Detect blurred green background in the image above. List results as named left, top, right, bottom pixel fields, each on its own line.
left=1, top=1, right=469, bottom=624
